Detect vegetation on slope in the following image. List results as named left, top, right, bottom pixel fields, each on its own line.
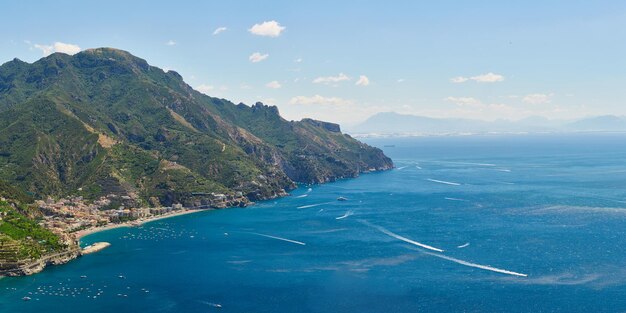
left=0, top=182, right=64, bottom=262
left=0, top=48, right=393, bottom=206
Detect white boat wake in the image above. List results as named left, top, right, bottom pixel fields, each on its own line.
left=335, top=211, right=354, bottom=220
left=200, top=301, right=223, bottom=308
left=294, top=194, right=308, bottom=198
left=427, top=178, right=461, bottom=186
left=397, top=166, right=409, bottom=170
left=248, top=232, right=306, bottom=246
left=445, top=197, right=468, bottom=202
left=438, top=161, right=496, bottom=167
left=297, top=202, right=333, bottom=209
left=423, top=251, right=527, bottom=277
left=457, top=242, right=470, bottom=248
left=359, top=220, right=444, bottom=252
left=416, top=166, right=423, bottom=169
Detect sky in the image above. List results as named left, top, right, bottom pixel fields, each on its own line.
left=1, top=0, right=626, bottom=127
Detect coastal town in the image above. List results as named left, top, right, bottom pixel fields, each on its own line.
left=0, top=191, right=255, bottom=277
left=35, top=192, right=251, bottom=244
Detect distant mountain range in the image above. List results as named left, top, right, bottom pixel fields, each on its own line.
left=348, top=112, right=626, bottom=136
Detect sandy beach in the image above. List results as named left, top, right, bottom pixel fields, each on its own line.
left=75, top=209, right=208, bottom=240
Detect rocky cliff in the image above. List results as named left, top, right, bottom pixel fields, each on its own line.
left=0, top=48, right=393, bottom=206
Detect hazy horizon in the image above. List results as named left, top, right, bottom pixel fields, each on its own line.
left=2, top=1, right=626, bottom=126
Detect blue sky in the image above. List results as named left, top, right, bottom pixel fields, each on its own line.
left=2, top=1, right=626, bottom=126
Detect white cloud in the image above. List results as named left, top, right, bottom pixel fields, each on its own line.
left=213, top=27, right=227, bottom=35
left=450, top=76, right=470, bottom=83
left=450, top=72, right=505, bottom=83
left=355, top=75, right=370, bottom=86
left=313, top=73, right=350, bottom=84
left=294, top=58, right=302, bottom=63
left=195, top=84, right=215, bottom=95
left=471, top=72, right=505, bottom=83
left=249, top=52, right=269, bottom=63
left=166, top=40, right=176, bottom=46
left=34, top=42, right=81, bottom=56
left=523, top=93, right=552, bottom=104
left=266, top=80, right=282, bottom=89
left=444, top=96, right=483, bottom=107
left=289, top=95, right=352, bottom=106
left=248, top=20, right=286, bottom=37
left=397, top=79, right=405, bottom=83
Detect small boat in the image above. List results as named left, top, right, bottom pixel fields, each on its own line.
left=337, top=197, right=348, bottom=201
left=22, top=296, right=31, bottom=301
left=207, top=302, right=223, bottom=308
left=80, top=275, right=87, bottom=279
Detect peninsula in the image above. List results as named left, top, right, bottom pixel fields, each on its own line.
left=0, top=48, right=393, bottom=276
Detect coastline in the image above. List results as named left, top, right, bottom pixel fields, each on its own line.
left=4, top=168, right=392, bottom=277
left=74, top=209, right=208, bottom=241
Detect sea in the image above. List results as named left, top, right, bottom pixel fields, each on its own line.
left=2, top=133, right=626, bottom=312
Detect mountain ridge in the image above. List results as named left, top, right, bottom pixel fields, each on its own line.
left=0, top=48, right=393, bottom=206
left=349, top=112, right=626, bottom=135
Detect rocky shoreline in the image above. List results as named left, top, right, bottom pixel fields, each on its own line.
left=0, top=167, right=392, bottom=277
left=0, top=248, right=81, bottom=277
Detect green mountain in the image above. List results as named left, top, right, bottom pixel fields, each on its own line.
left=0, top=48, right=392, bottom=206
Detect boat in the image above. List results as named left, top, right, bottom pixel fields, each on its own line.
left=206, top=302, right=223, bottom=308
left=337, top=197, right=348, bottom=201
left=22, top=296, right=31, bottom=301
left=80, top=275, right=87, bottom=279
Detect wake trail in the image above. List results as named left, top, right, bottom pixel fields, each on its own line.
left=416, top=166, right=423, bottom=169
left=297, top=202, right=334, bottom=209
left=294, top=194, right=308, bottom=198
left=457, top=242, right=470, bottom=248
left=306, top=228, right=347, bottom=234
left=359, top=219, right=444, bottom=252
left=427, top=178, right=461, bottom=186
left=423, top=251, right=527, bottom=277
left=445, top=197, right=468, bottom=202
left=397, top=166, right=409, bottom=170
left=248, top=232, right=306, bottom=246
left=434, top=161, right=497, bottom=167
left=335, top=211, right=354, bottom=220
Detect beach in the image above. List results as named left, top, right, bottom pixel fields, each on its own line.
left=74, top=209, right=207, bottom=240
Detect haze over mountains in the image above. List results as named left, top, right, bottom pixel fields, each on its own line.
left=349, top=112, right=626, bottom=136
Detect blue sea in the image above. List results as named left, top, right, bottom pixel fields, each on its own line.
left=3, top=133, right=626, bottom=312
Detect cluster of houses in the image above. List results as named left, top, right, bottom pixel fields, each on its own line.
left=35, top=194, right=186, bottom=236
left=33, top=191, right=249, bottom=238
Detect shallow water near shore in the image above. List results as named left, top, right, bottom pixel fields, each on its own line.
left=3, top=133, right=626, bottom=312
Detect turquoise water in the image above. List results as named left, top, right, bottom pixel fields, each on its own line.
left=3, top=134, right=626, bottom=312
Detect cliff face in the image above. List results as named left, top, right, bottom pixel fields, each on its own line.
left=0, top=248, right=80, bottom=276
left=0, top=48, right=393, bottom=205
left=0, top=190, right=77, bottom=277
